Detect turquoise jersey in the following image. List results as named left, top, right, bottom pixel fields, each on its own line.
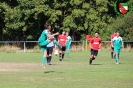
left=38, top=30, right=48, bottom=42
left=66, top=36, right=72, bottom=50
left=66, top=36, right=72, bottom=45
left=112, top=36, right=123, bottom=49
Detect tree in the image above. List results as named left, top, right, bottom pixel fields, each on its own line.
left=1, top=0, right=130, bottom=41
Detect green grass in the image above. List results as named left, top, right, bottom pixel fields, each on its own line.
left=0, top=51, right=133, bottom=88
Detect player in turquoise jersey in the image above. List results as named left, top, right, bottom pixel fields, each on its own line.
left=111, top=32, right=123, bottom=64
left=38, top=24, right=60, bottom=69
left=65, top=32, right=72, bottom=58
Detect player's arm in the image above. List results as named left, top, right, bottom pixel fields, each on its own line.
left=121, top=38, right=124, bottom=48
left=69, top=37, right=72, bottom=45
left=111, top=40, right=114, bottom=47
left=89, top=39, right=93, bottom=49
left=47, top=32, right=59, bottom=38
left=121, top=42, right=124, bottom=48
left=99, top=40, right=102, bottom=49
left=58, top=35, right=60, bottom=43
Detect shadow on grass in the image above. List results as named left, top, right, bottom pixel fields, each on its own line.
left=44, top=71, right=65, bottom=74
left=91, top=64, right=102, bottom=65
left=44, top=71, right=55, bottom=74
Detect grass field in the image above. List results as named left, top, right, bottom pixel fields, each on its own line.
left=0, top=51, right=133, bottom=88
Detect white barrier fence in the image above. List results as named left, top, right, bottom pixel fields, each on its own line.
left=0, top=41, right=133, bottom=52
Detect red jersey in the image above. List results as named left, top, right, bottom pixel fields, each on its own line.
left=58, top=35, right=67, bottom=46
left=111, top=34, right=116, bottom=40
left=90, top=37, right=102, bottom=50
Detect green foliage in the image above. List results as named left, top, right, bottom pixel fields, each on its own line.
left=111, top=12, right=133, bottom=40
left=0, top=0, right=132, bottom=41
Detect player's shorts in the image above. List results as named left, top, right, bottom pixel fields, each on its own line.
left=39, top=40, right=49, bottom=52
left=114, top=48, right=121, bottom=54
left=47, top=46, right=54, bottom=55
left=60, top=46, right=66, bottom=51
left=66, top=44, right=71, bottom=50
left=91, top=49, right=98, bottom=56
left=39, top=40, right=49, bottom=47
left=41, top=47, right=46, bottom=52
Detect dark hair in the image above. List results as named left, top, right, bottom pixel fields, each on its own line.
left=95, top=32, right=99, bottom=34
left=62, top=30, right=66, bottom=32
left=114, top=30, right=117, bottom=33
left=44, top=24, right=50, bottom=29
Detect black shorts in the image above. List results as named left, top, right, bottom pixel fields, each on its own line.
left=91, top=49, right=98, bottom=56
left=60, top=46, right=66, bottom=51
left=47, top=46, right=54, bottom=55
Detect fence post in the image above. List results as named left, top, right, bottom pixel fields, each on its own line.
left=82, top=40, right=85, bottom=52
left=24, top=41, right=26, bottom=53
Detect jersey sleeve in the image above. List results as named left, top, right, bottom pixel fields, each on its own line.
left=120, top=37, right=123, bottom=42
left=99, top=39, right=102, bottom=43
left=112, top=37, right=115, bottom=42
left=44, top=30, right=48, bottom=36
left=90, top=38, right=93, bottom=43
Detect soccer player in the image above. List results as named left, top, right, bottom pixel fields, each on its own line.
left=65, top=32, right=72, bottom=58
left=46, top=34, right=54, bottom=65
left=111, top=32, right=123, bottom=64
left=38, top=24, right=60, bottom=69
left=58, top=30, right=67, bottom=61
left=110, top=30, right=117, bottom=58
left=89, top=32, right=102, bottom=65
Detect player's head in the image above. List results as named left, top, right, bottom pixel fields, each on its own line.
left=94, top=32, right=99, bottom=38
left=114, top=30, right=117, bottom=35
left=116, top=32, right=120, bottom=37
left=44, top=24, right=51, bottom=31
left=62, top=30, right=66, bottom=35
left=66, top=32, right=69, bottom=36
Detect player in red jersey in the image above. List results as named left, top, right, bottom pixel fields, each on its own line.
left=89, top=32, right=102, bottom=65
left=110, top=30, right=117, bottom=58
left=58, top=30, right=67, bottom=61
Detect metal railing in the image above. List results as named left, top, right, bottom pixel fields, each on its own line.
left=0, top=41, right=133, bottom=52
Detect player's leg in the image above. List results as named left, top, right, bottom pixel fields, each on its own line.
left=114, top=48, right=120, bottom=64
left=39, top=40, right=54, bottom=68
left=59, top=46, right=62, bottom=61
left=54, top=40, right=61, bottom=49
left=66, top=45, right=70, bottom=58
left=62, top=46, right=66, bottom=60
left=39, top=40, right=49, bottom=47
left=48, top=47, right=54, bottom=65
left=41, top=48, right=47, bottom=69
left=115, top=52, right=119, bottom=64
left=111, top=47, right=114, bottom=59
left=46, top=47, right=50, bottom=64
left=92, top=50, right=98, bottom=60
left=89, top=49, right=94, bottom=65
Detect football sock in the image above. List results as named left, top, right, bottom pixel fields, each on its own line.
left=114, top=54, right=116, bottom=58
left=47, top=56, right=49, bottom=63
left=59, top=53, right=62, bottom=58
left=66, top=52, right=69, bottom=56
left=115, top=56, right=119, bottom=63
left=92, top=57, right=95, bottom=60
left=49, top=56, right=52, bottom=63
left=42, top=56, right=46, bottom=65
left=111, top=52, right=113, bottom=58
left=89, top=58, right=92, bottom=65
left=62, top=54, right=64, bottom=59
